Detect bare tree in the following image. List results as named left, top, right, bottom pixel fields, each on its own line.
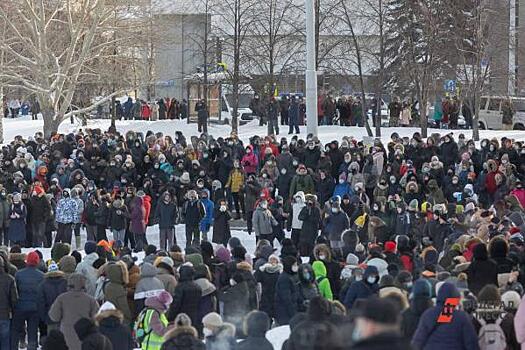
left=0, top=0, right=137, bottom=137
left=335, top=0, right=374, bottom=137
left=213, top=0, right=259, bottom=132
left=243, top=0, right=302, bottom=95
left=449, top=0, right=507, bottom=140
left=385, top=0, right=451, bottom=138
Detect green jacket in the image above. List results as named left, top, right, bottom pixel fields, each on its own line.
left=312, top=261, right=333, bottom=301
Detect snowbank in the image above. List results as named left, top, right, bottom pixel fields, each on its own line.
left=5, top=116, right=525, bottom=145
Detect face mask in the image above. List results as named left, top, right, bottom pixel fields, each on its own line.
left=291, top=265, right=299, bottom=273
left=281, top=168, right=287, bottom=175
left=203, top=328, right=213, bottom=337
left=390, top=179, right=396, bottom=184
left=319, top=255, right=326, bottom=261
left=367, top=276, right=376, bottom=284
left=331, top=207, right=339, bottom=213
left=267, top=161, right=273, bottom=166
left=135, top=143, right=140, bottom=147
left=154, top=164, right=159, bottom=169
left=220, top=205, right=227, bottom=212
left=397, top=208, right=403, bottom=214
left=229, top=279, right=236, bottom=286
left=352, top=325, right=362, bottom=342
left=203, top=153, right=209, bottom=159
left=261, top=203, right=268, bottom=209
left=308, top=145, right=315, bottom=150
left=292, top=160, right=298, bottom=167
left=354, top=186, right=359, bottom=192
left=406, top=281, right=413, bottom=289
left=197, top=183, right=204, bottom=188
left=354, top=275, right=362, bottom=282
left=339, top=179, right=345, bottom=184
left=452, top=180, right=458, bottom=184
left=303, top=272, right=311, bottom=280
left=373, top=205, right=379, bottom=211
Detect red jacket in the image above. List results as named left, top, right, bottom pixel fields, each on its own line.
left=141, top=104, right=151, bottom=120
left=485, top=171, right=499, bottom=194
left=511, top=188, right=525, bottom=208
left=143, top=195, right=152, bottom=225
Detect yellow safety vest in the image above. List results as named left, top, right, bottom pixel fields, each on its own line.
left=142, top=309, right=168, bottom=350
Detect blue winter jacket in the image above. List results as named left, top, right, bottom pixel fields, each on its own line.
left=343, top=266, right=379, bottom=310
left=411, top=282, right=479, bottom=350
left=333, top=182, right=353, bottom=198
left=15, top=267, right=44, bottom=311
left=199, top=198, right=215, bottom=232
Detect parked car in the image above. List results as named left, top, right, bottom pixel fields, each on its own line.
left=478, top=96, right=525, bottom=130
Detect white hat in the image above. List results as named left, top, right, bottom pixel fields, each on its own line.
left=202, top=312, right=223, bottom=328
left=502, top=291, right=521, bottom=310
left=98, top=301, right=116, bottom=314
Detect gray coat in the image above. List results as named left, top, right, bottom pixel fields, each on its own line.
left=0, top=198, right=10, bottom=228
left=252, top=205, right=277, bottom=237
left=49, top=274, right=99, bottom=350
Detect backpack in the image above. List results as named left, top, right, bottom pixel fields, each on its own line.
left=133, top=308, right=157, bottom=346
left=478, top=315, right=507, bottom=350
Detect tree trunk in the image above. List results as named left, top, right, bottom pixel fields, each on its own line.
left=43, top=111, right=61, bottom=139
left=473, top=90, right=480, bottom=141
left=420, top=95, right=428, bottom=138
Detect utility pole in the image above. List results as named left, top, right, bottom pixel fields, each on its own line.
left=305, top=0, right=318, bottom=136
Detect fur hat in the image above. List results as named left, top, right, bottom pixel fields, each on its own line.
left=26, top=251, right=40, bottom=267
left=202, top=312, right=223, bottom=329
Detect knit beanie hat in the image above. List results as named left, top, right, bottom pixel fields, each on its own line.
left=202, top=312, right=223, bottom=329
left=84, top=241, right=97, bottom=255
left=408, top=199, right=419, bottom=212
left=412, top=279, right=432, bottom=298
left=47, top=260, right=59, bottom=272
left=26, top=251, right=40, bottom=267
left=384, top=241, right=397, bottom=253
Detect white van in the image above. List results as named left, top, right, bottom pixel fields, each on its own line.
left=478, top=96, right=525, bottom=130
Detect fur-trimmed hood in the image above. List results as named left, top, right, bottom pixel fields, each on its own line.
left=313, top=244, right=332, bottom=262
left=406, top=181, right=419, bottom=193
left=95, top=309, right=124, bottom=324
left=163, top=324, right=199, bottom=341
left=106, top=261, right=129, bottom=285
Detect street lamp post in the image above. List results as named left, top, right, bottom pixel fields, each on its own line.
left=305, top=0, right=318, bottom=136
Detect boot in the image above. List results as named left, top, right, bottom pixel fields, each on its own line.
left=75, top=235, right=82, bottom=250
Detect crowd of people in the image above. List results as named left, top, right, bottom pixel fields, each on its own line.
left=0, top=125, right=524, bottom=350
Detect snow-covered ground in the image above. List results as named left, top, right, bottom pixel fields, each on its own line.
left=4, top=115, right=525, bottom=145
left=23, top=224, right=257, bottom=263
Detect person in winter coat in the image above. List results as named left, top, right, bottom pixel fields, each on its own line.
left=74, top=317, right=113, bottom=350
left=237, top=311, right=274, bottom=350
left=49, top=273, right=99, bottom=350
left=401, top=279, right=433, bottom=339
left=412, top=282, right=479, bottom=350
left=134, top=262, right=165, bottom=313
left=29, top=186, right=51, bottom=247
left=168, top=265, right=202, bottom=327
left=55, top=189, right=77, bottom=244
left=274, top=256, right=299, bottom=325
left=154, top=192, right=178, bottom=251
left=324, top=200, right=350, bottom=252
left=130, top=196, right=146, bottom=252
left=161, top=313, right=205, bottom=350
left=212, top=199, right=232, bottom=246
left=218, top=270, right=251, bottom=332
left=343, top=265, right=379, bottom=310
left=12, top=251, right=44, bottom=350
left=202, top=313, right=236, bottom=350
left=37, top=261, right=67, bottom=330
left=255, top=254, right=282, bottom=319
left=312, top=261, right=333, bottom=300
left=350, top=296, right=411, bottom=350
left=289, top=164, right=315, bottom=197
left=8, top=193, right=27, bottom=245
left=0, top=255, right=17, bottom=350
left=103, top=261, right=132, bottom=325
left=298, top=195, right=321, bottom=256
left=253, top=200, right=278, bottom=242
left=74, top=241, right=98, bottom=297
left=182, top=190, right=205, bottom=247
left=288, top=191, right=306, bottom=247
left=226, top=160, right=245, bottom=219
left=296, top=263, right=319, bottom=312
left=108, top=199, right=128, bottom=244
left=154, top=257, right=178, bottom=296
left=95, top=301, right=133, bottom=350
left=241, top=145, right=259, bottom=175
left=199, top=190, right=214, bottom=241
left=141, top=291, right=173, bottom=350
left=466, top=243, right=498, bottom=296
